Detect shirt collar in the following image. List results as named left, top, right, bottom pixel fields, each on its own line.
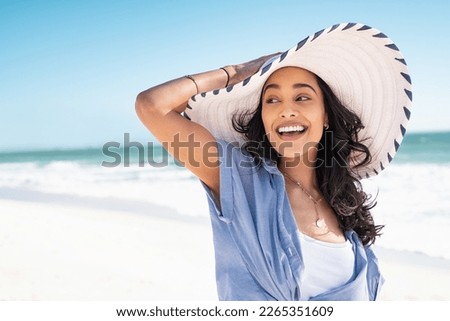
left=260, top=156, right=282, bottom=175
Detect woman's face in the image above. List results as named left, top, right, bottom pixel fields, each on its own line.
left=261, top=67, right=327, bottom=161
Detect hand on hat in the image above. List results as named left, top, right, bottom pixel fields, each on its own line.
left=223, top=52, right=282, bottom=87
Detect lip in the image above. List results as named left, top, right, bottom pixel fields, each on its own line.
left=275, top=121, right=307, bottom=133
left=274, top=122, right=308, bottom=141
left=277, top=131, right=306, bottom=141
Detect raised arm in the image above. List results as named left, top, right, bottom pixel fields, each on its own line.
left=135, top=54, right=279, bottom=198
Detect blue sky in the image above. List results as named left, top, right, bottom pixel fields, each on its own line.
left=1, top=0, right=449, bottom=150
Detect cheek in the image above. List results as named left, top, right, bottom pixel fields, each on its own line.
left=311, top=108, right=327, bottom=139
left=308, top=104, right=326, bottom=125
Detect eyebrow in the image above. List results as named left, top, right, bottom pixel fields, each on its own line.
left=263, top=83, right=317, bottom=95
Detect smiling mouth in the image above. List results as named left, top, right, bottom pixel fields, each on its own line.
left=277, top=125, right=307, bottom=136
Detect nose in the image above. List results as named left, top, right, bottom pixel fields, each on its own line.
left=279, top=105, right=299, bottom=118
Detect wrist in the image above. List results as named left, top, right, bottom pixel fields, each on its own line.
left=189, top=67, right=231, bottom=94
left=220, top=67, right=230, bottom=87
left=221, top=65, right=236, bottom=84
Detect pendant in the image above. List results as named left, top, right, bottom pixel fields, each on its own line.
left=315, top=218, right=326, bottom=229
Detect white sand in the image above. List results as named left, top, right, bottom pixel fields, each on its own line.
left=1, top=197, right=449, bottom=301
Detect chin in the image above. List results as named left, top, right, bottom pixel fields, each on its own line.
left=272, top=139, right=320, bottom=164
left=272, top=142, right=304, bottom=159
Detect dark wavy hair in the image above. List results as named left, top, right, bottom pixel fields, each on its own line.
left=232, top=75, right=383, bottom=246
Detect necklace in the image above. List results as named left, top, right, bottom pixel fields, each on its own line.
left=282, top=170, right=327, bottom=230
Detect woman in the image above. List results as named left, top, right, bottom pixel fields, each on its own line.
left=135, top=23, right=412, bottom=300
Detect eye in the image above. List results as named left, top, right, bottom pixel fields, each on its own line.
left=296, top=96, right=310, bottom=102
left=265, top=97, right=280, bottom=104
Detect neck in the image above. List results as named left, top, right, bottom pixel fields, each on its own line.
left=278, top=156, right=319, bottom=192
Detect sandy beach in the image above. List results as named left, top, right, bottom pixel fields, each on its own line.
left=1, top=191, right=449, bottom=301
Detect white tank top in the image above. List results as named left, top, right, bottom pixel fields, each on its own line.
left=298, top=231, right=355, bottom=300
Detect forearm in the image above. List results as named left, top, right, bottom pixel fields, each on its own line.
left=135, top=67, right=231, bottom=116
left=135, top=52, right=279, bottom=117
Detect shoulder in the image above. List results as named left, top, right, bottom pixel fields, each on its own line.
left=215, top=139, right=265, bottom=175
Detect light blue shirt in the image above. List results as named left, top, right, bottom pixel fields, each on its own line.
left=201, top=139, right=384, bottom=301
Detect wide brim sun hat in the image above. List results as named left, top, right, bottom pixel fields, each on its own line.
left=184, top=22, right=412, bottom=179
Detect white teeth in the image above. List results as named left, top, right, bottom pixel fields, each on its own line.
left=278, top=125, right=306, bottom=133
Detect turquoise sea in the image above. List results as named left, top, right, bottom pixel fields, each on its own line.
left=1, top=131, right=449, bottom=165
left=393, top=131, right=450, bottom=164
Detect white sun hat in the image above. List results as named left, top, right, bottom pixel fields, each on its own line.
left=184, top=22, right=412, bottom=179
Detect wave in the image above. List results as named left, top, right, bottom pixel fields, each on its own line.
left=1, top=161, right=449, bottom=259
left=362, top=163, right=450, bottom=259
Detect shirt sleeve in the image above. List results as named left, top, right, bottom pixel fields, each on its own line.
left=200, top=139, right=251, bottom=224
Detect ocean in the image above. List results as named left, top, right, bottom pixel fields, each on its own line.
left=1, top=131, right=449, bottom=260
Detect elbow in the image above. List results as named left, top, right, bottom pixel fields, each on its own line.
left=135, top=91, right=155, bottom=118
